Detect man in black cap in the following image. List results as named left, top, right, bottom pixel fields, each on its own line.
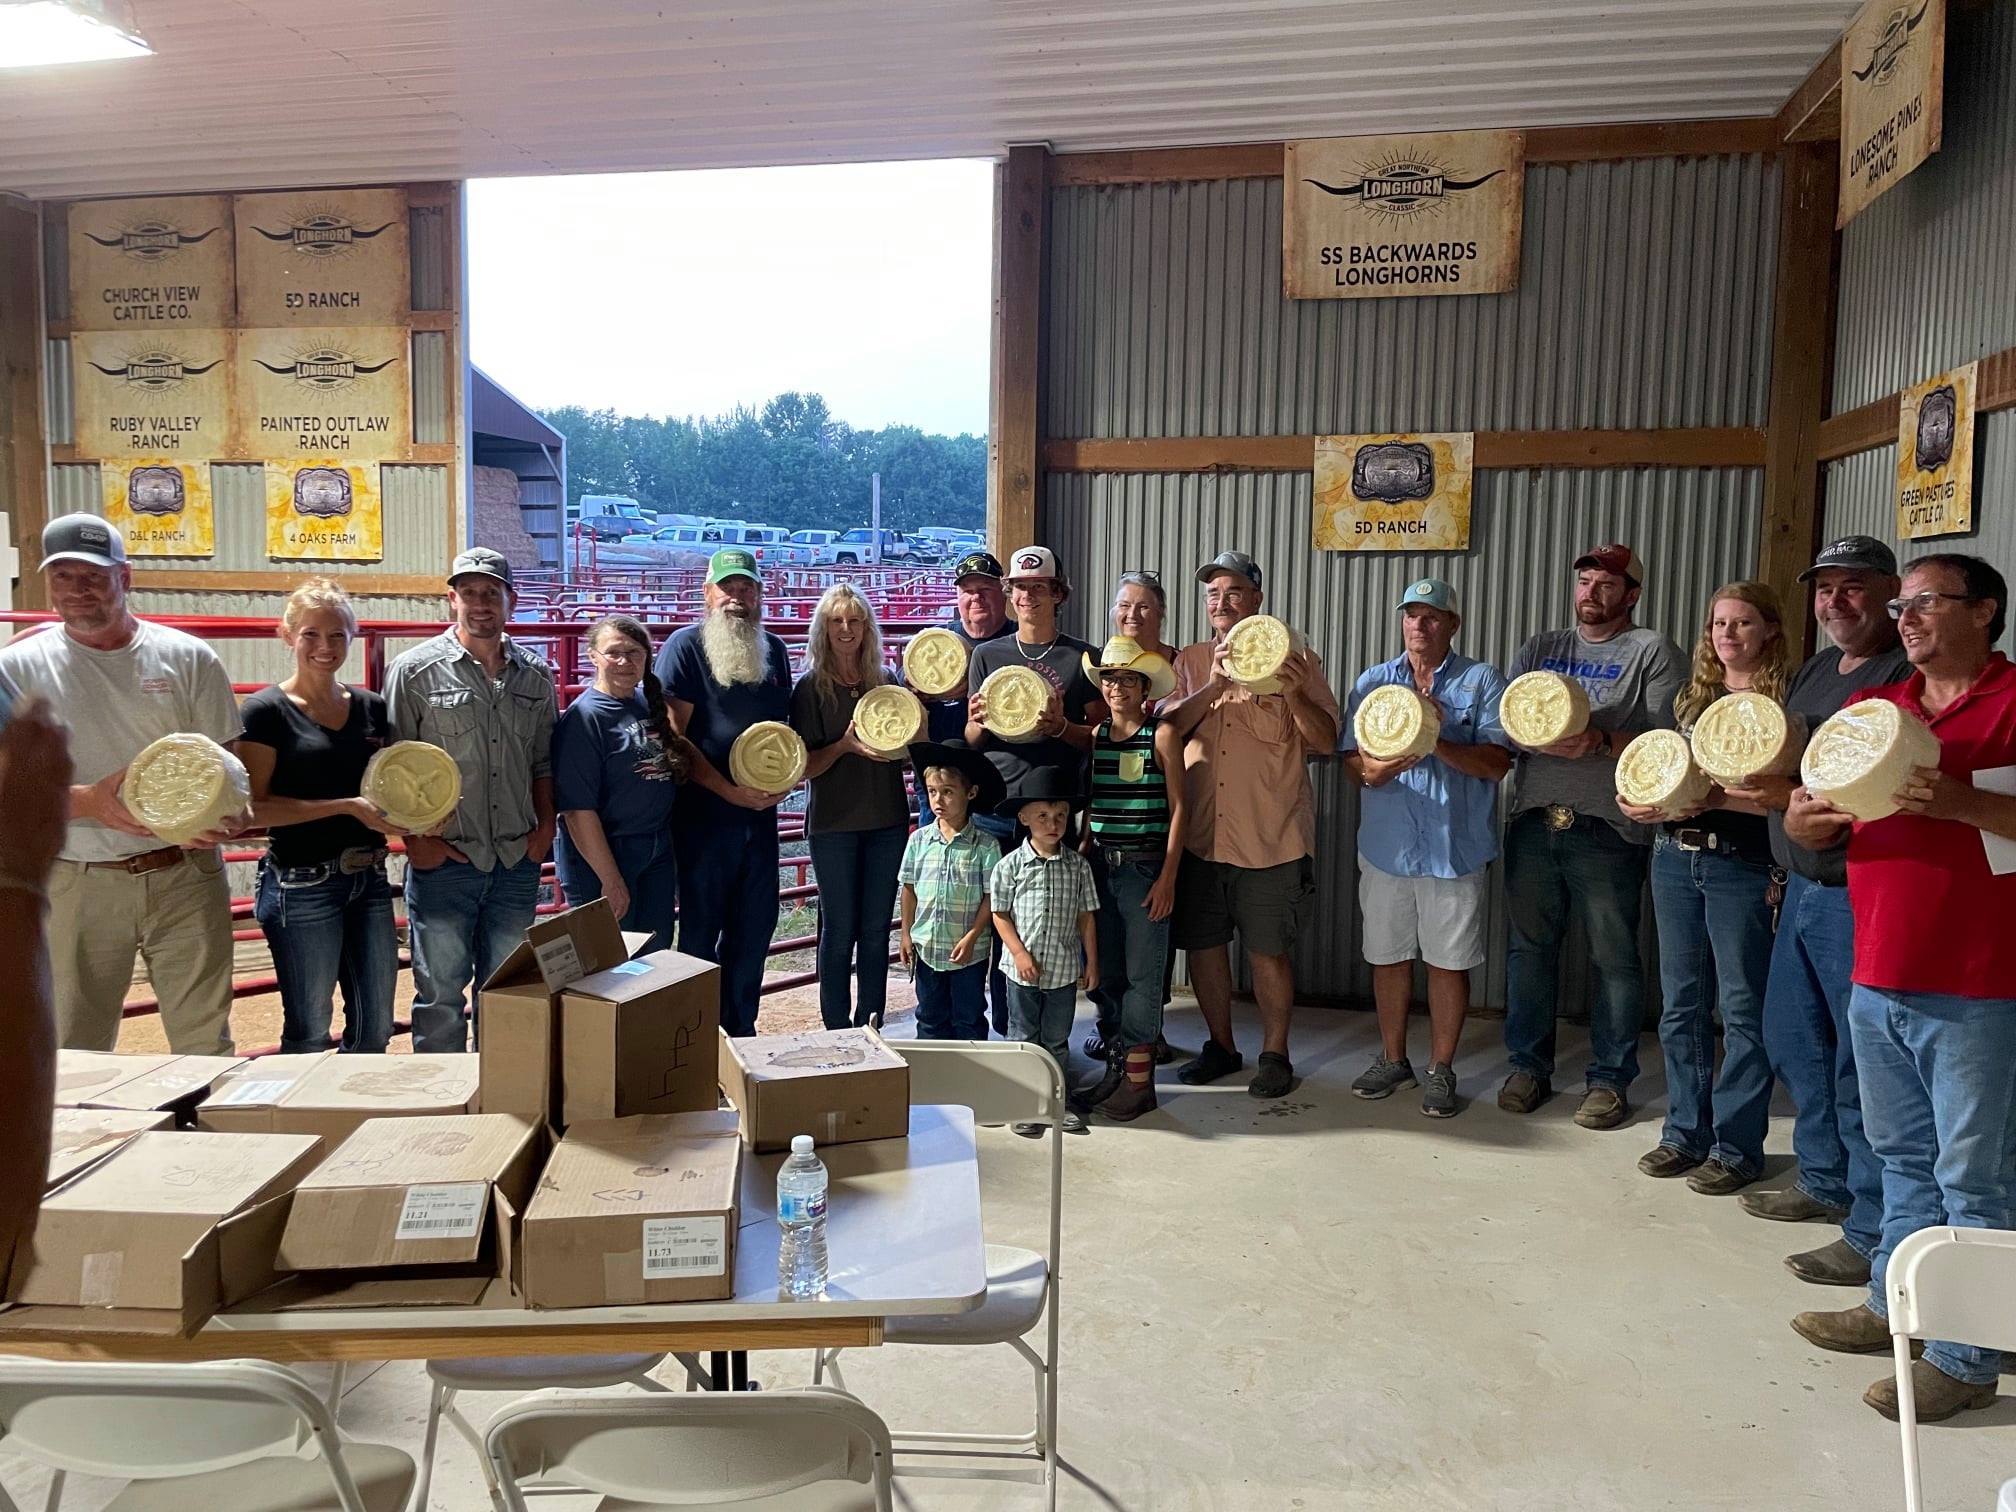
left=385, top=547, right=557, bottom=1052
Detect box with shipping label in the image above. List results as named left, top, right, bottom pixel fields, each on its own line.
left=46, top=1108, right=173, bottom=1191
left=197, top=1051, right=479, bottom=1147
left=718, top=1026, right=910, bottom=1153
left=479, top=899, right=629, bottom=1125
left=561, top=950, right=720, bottom=1126
left=55, top=1050, right=245, bottom=1119
left=521, top=1111, right=742, bottom=1308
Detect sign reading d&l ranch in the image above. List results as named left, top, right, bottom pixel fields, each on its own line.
left=1285, top=131, right=1524, bottom=300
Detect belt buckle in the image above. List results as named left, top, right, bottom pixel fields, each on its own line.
left=339, top=846, right=386, bottom=874
left=129, top=846, right=182, bottom=875
left=1544, top=805, right=1576, bottom=832
left=1675, top=828, right=1713, bottom=852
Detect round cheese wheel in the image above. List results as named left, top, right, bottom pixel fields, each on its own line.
left=361, top=740, right=463, bottom=834
left=1614, top=729, right=1712, bottom=820
left=729, top=721, right=808, bottom=794
left=1500, top=671, right=1592, bottom=749
left=1800, top=698, right=1942, bottom=821
left=852, top=684, right=925, bottom=755
left=1222, top=615, right=1295, bottom=691
left=121, top=732, right=251, bottom=845
left=1353, top=685, right=1441, bottom=762
left=1690, top=693, right=1807, bottom=783
left=901, top=627, right=969, bottom=697
left=979, top=665, right=1051, bottom=743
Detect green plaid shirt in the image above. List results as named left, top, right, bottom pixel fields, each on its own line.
left=989, top=841, right=1100, bottom=989
left=899, top=821, right=1002, bottom=973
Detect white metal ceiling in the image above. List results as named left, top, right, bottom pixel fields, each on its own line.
left=0, top=0, right=1855, bottom=199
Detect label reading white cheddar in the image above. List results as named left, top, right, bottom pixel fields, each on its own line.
left=395, top=1181, right=488, bottom=1241
left=642, top=1216, right=726, bottom=1278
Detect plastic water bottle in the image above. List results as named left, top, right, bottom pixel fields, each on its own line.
left=777, top=1134, right=829, bottom=1298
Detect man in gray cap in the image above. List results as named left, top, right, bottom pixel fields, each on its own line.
left=384, top=547, right=556, bottom=1052
left=0, top=514, right=244, bottom=1053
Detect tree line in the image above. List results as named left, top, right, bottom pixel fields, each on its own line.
left=542, top=393, right=987, bottom=533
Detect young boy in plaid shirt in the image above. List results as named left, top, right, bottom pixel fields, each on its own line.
left=898, top=742, right=1005, bottom=1040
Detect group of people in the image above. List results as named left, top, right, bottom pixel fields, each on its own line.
left=3, top=509, right=2012, bottom=1422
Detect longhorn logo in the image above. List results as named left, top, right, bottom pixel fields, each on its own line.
left=1852, top=0, right=1931, bottom=85
left=251, top=211, right=397, bottom=258
left=1303, top=148, right=1506, bottom=220
left=1351, top=441, right=1437, bottom=504
left=255, top=348, right=399, bottom=390
left=87, top=352, right=221, bottom=390
left=292, top=467, right=355, bottom=519
left=82, top=221, right=220, bottom=262
left=125, top=465, right=186, bottom=517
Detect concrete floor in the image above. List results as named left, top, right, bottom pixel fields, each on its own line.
left=13, top=999, right=2016, bottom=1511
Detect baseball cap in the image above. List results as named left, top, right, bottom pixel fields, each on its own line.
left=952, top=550, right=1005, bottom=584
left=1573, top=543, right=1644, bottom=586
left=448, top=546, right=515, bottom=591
left=1004, top=546, right=1065, bottom=584
left=40, top=513, right=126, bottom=570
left=706, top=546, right=762, bottom=585
left=1798, top=534, right=1898, bottom=582
left=1397, top=577, right=1459, bottom=615
left=1195, top=550, right=1263, bottom=591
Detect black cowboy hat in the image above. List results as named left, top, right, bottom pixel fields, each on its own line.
left=996, top=763, right=1086, bottom=818
left=911, top=740, right=1007, bottom=814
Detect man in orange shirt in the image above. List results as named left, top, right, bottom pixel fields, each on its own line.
left=1160, top=551, right=1339, bottom=1098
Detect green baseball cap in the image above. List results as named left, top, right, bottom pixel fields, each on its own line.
left=707, top=547, right=762, bottom=585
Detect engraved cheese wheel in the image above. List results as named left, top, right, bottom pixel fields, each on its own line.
left=1222, top=614, right=1294, bottom=689
left=120, top=732, right=251, bottom=845
left=852, top=684, right=926, bottom=755
left=979, top=665, right=1051, bottom=744
left=1499, top=671, right=1591, bottom=749
left=1353, top=685, right=1441, bottom=762
left=1613, top=729, right=1712, bottom=820
left=901, top=627, right=969, bottom=697
left=728, top=720, right=808, bottom=794
left=1800, top=698, right=1942, bottom=821
left=361, top=740, right=463, bottom=834
left=1690, top=693, right=1808, bottom=784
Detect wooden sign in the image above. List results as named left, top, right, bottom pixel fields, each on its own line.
left=1314, top=433, right=1474, bottom=551
left=1896, top=362, right=1975, bottom=540
left=1839, top=0, right=1945, bottom=226
left=71, top=329, right=234, bottom=460
left=1285, top=131, right=1524, bottom=300
left=100, top=459, right=215, bottom=558
left=68, top=195, right=235, bottom=331
left=234, top=187, right=410, bottom=327
left=237, top=326, right=410, bottom=460
left=265, top=459, right=383, bottom=561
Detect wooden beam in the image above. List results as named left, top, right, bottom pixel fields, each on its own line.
left=1758, top=142, right=1841, bottom=643
left=1777, top=40, right=1843, bottom=143
left=0, top=196, right=47, bottom=611
left=988, top=146, right=1047, bottom=557
left=130, top=569, right=446, bottom=596
left=1042, top=427, right=1766, bottom=475
left=1817, top=345, right=2016, bottom=461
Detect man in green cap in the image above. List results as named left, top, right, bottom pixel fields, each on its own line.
left=654, top=548, right=793, bottom=1035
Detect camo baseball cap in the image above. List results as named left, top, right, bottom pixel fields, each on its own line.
left=952, top=550, right=1005, bottom=584
left=707, top=546, right=762, bottom=585
left=40, top=513, right=126, bottom=570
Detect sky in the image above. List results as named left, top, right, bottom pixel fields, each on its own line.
left=467, top=159, right=994, bottom=438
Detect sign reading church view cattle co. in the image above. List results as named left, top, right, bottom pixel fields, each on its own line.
left=265, top=458, right=384, bottom=561
left=234, top=187, right=410, bottom=327
left=1896, top=361, right=1976, bottom=540
left=1313, top=433, right=1474, bottom=552
left=68, top=195, right=235, bottom=331
left=70, top=329, right=234, bottom=460
left=1838, top=0, right=1945, bottom=226
left=101, top=458, right=215, bottom=558
left=1285, top=131, right=1524, bottom=300
left=237, top=326, right=410, bottom=460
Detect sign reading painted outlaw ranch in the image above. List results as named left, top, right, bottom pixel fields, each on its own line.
left=234, top=187, right=410, bottom=327
left=71, top=329, right=234, bottom=460
left=1285, top=131, right=1524, bottom=300
left=236, top=326, right=410, bottom=460
left=100, top=458, right=215, bottom=558
left=1895, top=361, right=1975, bottom=540
left=1838, top=0, right=1945, bottom=226
left=68, top=195, right=236, bottom=331
left=1313, top=433, right=1474, bottom=551
left=265, top=458, right=384, bottom=561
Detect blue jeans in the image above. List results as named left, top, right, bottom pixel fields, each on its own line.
left=809, top=825, right=907, bottom=1030
left=1504, top=810, right=1647, bottom=1089
left=1087, top=849, right=1171, bottom=1049
left=1648, top=837, right=1775, bottom=1176
left=1850, top=984, right=2016, bottom=1384
left=405, top=853, right=544, bottom=1053
left=254, top=858, right=397, bottom=1055
left=556, top=828, right=679, bottom=951
left=1009, top=981, right=1078, bottom=1082
left=676, top=813, right=779, bottom=1037
left=915, top=959, right=989, bottom=1039
left=1761, top=875, right=1882, bottom=1253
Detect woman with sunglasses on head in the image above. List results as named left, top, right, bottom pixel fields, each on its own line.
left=553, top=615, right=694, bottom=949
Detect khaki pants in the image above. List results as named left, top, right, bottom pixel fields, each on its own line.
left=48, top=852, right=236, bottom=1054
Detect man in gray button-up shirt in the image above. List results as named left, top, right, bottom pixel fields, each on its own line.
left=385, top=549, right=557, bottom=1052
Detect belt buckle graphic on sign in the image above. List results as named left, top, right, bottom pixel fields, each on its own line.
left=1351, top=441, right=1436, bottom=504
left=294, top=467, right=354, bottom=518
left=126, top=465, right=185, bottom=517
left=1915, top=384, right=1957, bottom=471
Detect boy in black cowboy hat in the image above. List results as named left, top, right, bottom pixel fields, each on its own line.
left=899, top=741, right=1007, bottom=1040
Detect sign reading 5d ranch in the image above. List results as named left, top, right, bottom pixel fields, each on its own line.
left=1285, top=130, right=1524, bottom=300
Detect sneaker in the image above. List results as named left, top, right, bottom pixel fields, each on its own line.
left=1686, top=1159, right=1756, bottom=1196
left=1419, top=1063, right=1458, bottom=1118
left=1639, top=1146, right=1703, bottom=1179
left=1739, top=1187, right=1850, bottom=1224
left=1496, top=1071, right=1551, bottom=1114
left=1351, top=1055, right=1416, bottom=1100
left=1177, top=1038, right=1244, bottom=1086
left=1573, top=1086, right=1629, bottom=1130
left=1247, top=1051, right=1294, bottom=1099
left=1784, top=1237, right=1873, bottom=1288
left=1864, top=1360, right=1997, bottom=1422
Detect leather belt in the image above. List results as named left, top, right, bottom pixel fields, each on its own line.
left=339, top=846, right=390, bottom=874
left=84, top=845, right=185, bottom=875
left=1673, top=828, right=1757, bottom=865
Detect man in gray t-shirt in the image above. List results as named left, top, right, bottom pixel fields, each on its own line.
left=1499, top=544, right=1686, bottom=1131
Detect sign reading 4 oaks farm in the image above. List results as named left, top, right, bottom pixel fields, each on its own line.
left=1895, top=362, right=1976, bottom=540
left=265, top=458, right=383, bottom=561
left=1284, top=131, right=1524, bottom=300
left=1839, top=0, right=1945, bottom=226
left=67, top=195, right=236, bottom=331
left=237, top=326, right=410, bottom=461
left=234, top=187, right=410, bottom=327
left=1313, top=433, right=1475, bottom=552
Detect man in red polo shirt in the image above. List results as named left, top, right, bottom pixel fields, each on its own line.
left=1785, top=552, right=2016, bottom=1422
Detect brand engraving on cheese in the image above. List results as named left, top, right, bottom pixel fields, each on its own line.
left=979, top=666, right=1050, bottom=742
left=1615, top=729, right=1711, bottom=817
left=1692, top=693, right=1805, bottom=782
left=729, top=721, right=809, bottom=793
left=1800, top=698, right=1942, bottom=820
left=1500, top=671, right=1591, bottom=748
left=852, top=684, right=925, bottom=754
left=120, top=732, right=250, bottom=844
left=1353, top=684, right=1440, bottom=761
left=395, top=1181, right=486, bottom=1241
left=902, top=627, right=968, bottom=696
left=361, top=741, right=462, bottom=833
left=642, top=1216, right=725, bottom=1277
left=1223, top=615, right=1293, bottom=687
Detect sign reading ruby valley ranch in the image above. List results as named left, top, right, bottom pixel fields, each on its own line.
left=70, top=330, right=234, bottom=459
left=1839, top=0, right=1945, bottom=226
left=1285, top=131, right=1524, bottom=300
left=1895, top=362, right=1975, bottom=540
left=1313, top=433, right=1474, bottom=551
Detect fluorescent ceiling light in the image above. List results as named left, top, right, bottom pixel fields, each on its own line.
left=0, top=0, right=152, bottom=68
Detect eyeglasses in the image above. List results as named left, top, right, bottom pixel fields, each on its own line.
left=594, top=644, right=648, bottom=663
left=1885, top=591, right=1977, bottom=619
left=1126, top=570, right=1161, bottom=585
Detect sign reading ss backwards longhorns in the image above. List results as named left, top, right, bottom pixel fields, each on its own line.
left=1839, top=0, right=1945, bottom=226
left=1285, top=131, right=1525, bottom=300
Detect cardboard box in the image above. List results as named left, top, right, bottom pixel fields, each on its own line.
left=55, top=1050, right=244, bottom=1118
left=521, top=1111, right=741, bottom=1308
left=197, top=1051, right=480, bottom=1147
left=718, top=1026, right=910, bottom=1153
left=561, top=950, right=721, bottom=1126
left=46, top=1108, right=172, bottom=1190
left=479, top=900, right=629, bottom=1125
left=8, top=1130, right=322, bottom=1334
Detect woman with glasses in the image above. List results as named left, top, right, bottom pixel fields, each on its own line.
left=554, top=614, right=693, bottom=949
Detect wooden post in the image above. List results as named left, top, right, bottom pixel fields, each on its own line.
left=0, top=196, right=46, bottom=612
left=989, top=145, right=1047, bottom=559
left=1758, top=141, right=1840, bottom=650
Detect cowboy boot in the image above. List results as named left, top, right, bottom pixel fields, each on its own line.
left=1070, top=1040, right=1127, bottom=1113
left=1098, top=1044, right=1159, bottom=1122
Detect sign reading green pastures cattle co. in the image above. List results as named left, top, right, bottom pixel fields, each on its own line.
left=1284, top=131, right=1524, bottom=300
left=1839, top=0, right=1945, bottom=226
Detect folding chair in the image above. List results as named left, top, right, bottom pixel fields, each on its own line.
left=1883, top=1225, right=2016, bottom=1512
left=0, top=1357, right=414, bottom=1512
left=483, top=1385, right=892, bottom=1510
left=813, top=1039, right=1064, bottom=1511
